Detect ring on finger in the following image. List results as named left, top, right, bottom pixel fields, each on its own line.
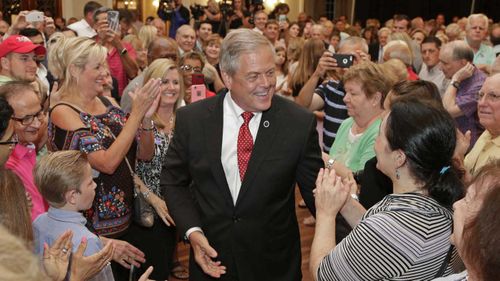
left=62, top=247, right=69, bottom=254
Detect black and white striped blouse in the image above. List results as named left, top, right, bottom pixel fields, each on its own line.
left=318, top=193, right=455, bottom=281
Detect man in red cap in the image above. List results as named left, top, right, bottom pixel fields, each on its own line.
left=0, top=35, right=45, bottom=85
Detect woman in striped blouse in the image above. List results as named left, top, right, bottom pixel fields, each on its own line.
left=311, top=98, right=464, bottom=281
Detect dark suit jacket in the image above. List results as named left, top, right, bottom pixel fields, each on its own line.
left=369, top=42, right=381, bottom=62
left=161, top=93, right=323, bottom=281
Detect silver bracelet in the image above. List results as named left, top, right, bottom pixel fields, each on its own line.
left=141, top=189, right=151, bottom=199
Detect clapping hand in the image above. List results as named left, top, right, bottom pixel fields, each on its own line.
left=189, top=231, right=226, bottom=278
left=314, top=168, right=350, bottom=217
left=42, top=230, right=73, bottom=281
left=129, top=79, right=161, bottom=119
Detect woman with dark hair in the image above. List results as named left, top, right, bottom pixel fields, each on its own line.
left=0, top=96, right=15, bottom=166
left=434, top=159, right=500, bottom=281
left=359, top=80, right=444, bottom=208
left=311, top=98, right=464, bottom=281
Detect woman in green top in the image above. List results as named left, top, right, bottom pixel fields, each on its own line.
left=328, top=61, right=392, bottom=179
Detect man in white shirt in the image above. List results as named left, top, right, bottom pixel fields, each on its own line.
left=162, top=29, right=322, bottom=281
left=419, top=36, right=449, bottom=96
left=67, top=1, right=101, bottom=38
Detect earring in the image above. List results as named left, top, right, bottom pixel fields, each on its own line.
left=395, top=168, right=400, bottom=180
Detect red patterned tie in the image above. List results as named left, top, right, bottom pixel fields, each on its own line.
left=237, top=112, right=254, bottom=181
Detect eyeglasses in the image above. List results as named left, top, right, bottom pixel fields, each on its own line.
left=180, top=64, right=202, bottom=73
left=476, top=91, right=500, bottom=103
left=11, top=110, right=45, bottom=125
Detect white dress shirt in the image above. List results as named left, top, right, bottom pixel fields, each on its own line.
left=67, top=19, right=97, bottom=38
left=221, top=91, right=262, bottom=204
left=418, top=63, right=450, bottom=97
left=185, top=91, right=262, bottom=239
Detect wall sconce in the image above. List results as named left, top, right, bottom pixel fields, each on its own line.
left=263, top=0, right=285, bottom=10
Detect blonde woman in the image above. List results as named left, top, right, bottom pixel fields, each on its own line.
left=133, top=58, right=184, bottom=280
left=123, top=34, right=148, bottom=71
left=47, top=36, right=160, bottom=279
left=138, top=25, right=158, bottom=50
left=288, top=38, right=325, bottom=97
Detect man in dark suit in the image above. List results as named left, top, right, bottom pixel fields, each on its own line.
left=161, top=29, right=323, bottom=281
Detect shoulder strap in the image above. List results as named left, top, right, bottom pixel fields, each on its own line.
left=49, top=102, right=83, bottom=115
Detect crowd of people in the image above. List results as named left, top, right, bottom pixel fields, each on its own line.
left=0, top=1, right=499, bottom=280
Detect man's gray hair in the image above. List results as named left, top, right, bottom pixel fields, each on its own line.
left=220, top=29, right=274, bottom=76
left=338, top=36, right=369, bottom=53
left=383, top=40, right=412, bottom=66
left=466, top=13, right=489, bottom=31
left=443, top=41, right=474, bottom=62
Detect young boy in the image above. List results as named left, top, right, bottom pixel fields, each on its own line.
left=33, top=150, right=114, bottom=281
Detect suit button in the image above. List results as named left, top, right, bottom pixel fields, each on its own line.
left=232, top=216, right=240, bottom=223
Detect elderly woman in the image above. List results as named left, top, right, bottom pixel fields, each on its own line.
left=179, top=51, right=216, bottom=104
left=132, top=58, right=183, bottom=280
left=359, top=80, right=443, bottom=208
left=463, top=73, right=500, bottom=176
left=433, top=160, right=500, bottom=281
left=47, top=36, right=160, bottom=279
left=312, top=98, right=464, bottom=280
left=327, top=61, right=391, bottom=179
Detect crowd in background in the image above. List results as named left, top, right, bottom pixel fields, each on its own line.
left=0, top=0, right=499, bottom=280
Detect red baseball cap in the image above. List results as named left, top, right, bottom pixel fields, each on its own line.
left=0, top=35, right=46, bottom=58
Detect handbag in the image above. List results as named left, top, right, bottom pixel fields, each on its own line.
left=109, top=130, right=155, bottom=228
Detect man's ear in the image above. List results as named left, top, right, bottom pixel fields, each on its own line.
left=0, top=56, right=10, bottom=71
left=221, top=71, right=232, bottom=90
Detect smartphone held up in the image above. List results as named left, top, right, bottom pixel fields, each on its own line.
left=190, top=73, right=206, bottom=103
left=107, top=10, right=120, bottom=32
left=331, top=53, right=354, bottom=68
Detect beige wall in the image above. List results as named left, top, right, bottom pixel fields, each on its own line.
left=62, top=0, right=113, bottom=20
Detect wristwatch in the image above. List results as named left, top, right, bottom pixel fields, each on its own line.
left=120, top=48, right=128, bottom=56
left=451, top=80, right=460, bottom=89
